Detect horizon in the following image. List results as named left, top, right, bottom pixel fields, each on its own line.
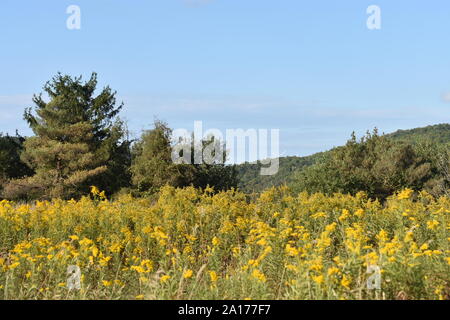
left=1, top=1, right=450, bottom=158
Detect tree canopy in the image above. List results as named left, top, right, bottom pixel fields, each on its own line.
left=2, top=73, right=129, bottom=200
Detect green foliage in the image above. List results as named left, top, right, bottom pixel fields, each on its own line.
left=290, top=129, right=448, bottom=199
left=236, top=124, right=450, bottom=196
left=189, top=136, right=238, bottom=191
left=388, top=123, right=450, bottom=145
left=131, top=121, right=237, bottom=194
left=235, top=155, right=320, bottom=193
left=2, top=73, right=130, bottom=200
left=131, top=120, right=190, bottom=194
left=1, top=71, right=448, bottom=201
left=0, top=133, right=33, bottom=196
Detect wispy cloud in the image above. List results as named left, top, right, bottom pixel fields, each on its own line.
left=115, top=94, right=450, bottom=156
left=1, top=93, right=448, bottom=156
left=441, top=92, right=450, bottom=103
left=0, top=94, right=33, bottom=106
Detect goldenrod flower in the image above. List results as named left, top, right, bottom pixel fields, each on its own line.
left=427, top=220, right=440, bottom=230
left=397, top=188, right=414, bottom=200
left=312, top=275, right=324, bottom=285
left=341, top=275, right=351, bottom=289
left=90, top=186, right=100, bottom=195
left=251, top=269, right=266, bottom=283
left=209, top=271, right=218, bottom=282
left=183, top=269, right=193, bottom=279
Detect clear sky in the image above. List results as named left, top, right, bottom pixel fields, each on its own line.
left=0, top=0, right=449, bottom=157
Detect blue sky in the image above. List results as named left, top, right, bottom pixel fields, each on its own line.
left=0, top=0, right=449, bottom=157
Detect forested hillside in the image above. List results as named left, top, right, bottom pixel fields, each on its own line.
left=236, top=124, right=450, bottom=193
left=387, top=123, right=450, bottom=144
left=235, top=155, right=320, bottom=193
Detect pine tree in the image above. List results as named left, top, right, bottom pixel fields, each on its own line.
left=3, top=73, right=128, bottom=200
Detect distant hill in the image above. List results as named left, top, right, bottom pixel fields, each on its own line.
left=235, top=154, right=321, bottom=193
left=235, top=123, right=450, bottom=193
left=387, top=123, right=450, bottom=145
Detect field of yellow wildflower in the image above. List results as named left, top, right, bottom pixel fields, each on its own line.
left=0, top=186, right=449, bottom=300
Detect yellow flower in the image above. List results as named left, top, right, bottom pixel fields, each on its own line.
left=135, top=295, right=145, bottom=300
left=91, top=246, right=99, bottom=257
left=209, top=271, right=218, bottom=282
left=365, top=252, right=379, bottom=265
left=325, top=222, right=337, bottom=232
left=251, top=269, right=266, bottom=283
left=212, top=237, right=220, bottom=246
left=109, top=242, right=122, bottom=253
left=404, top=231, right=414, bottom=242
left=102, top=280, right=113, bottom=287
left=99, top=256, right=111, bottom=267
left=355, top=209, right=364, bottom=217
left=9, top=262, right=20, bottom=270
left=312, top=275, right=324, bottom=285
left=426, top=220, right=440, bottom=230
left=160, top=275, right=171, bottom=283
left=285, top=264, right=299, bottom=272
left=183, top=269, right=193, bottom=279
left=285, top=244, right=299, bottom=257
left=423, top=250, right=433, bottom=256
left=311, top=211, right=327, bottom=219
left=341, top=275, right=351, bottom=289
left=339, top=209, right=350, bottom=222
left=114, top=280, right=124, bottom=286
left=397, top=188, right=414, bottom=200
left=376, top=230, right=389, bottom=243
left=256, top=238, right=267, bottom=246
left=90, top=186, right=100, bottom=195
left=327, top=267, right=340, bottom=276
left=131, top=265, right=146, bottom=273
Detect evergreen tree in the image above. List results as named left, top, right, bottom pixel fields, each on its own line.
left=3, top=73, right=129, bottom=200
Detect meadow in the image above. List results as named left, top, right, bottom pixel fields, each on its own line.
left=0, top=186, right=448, bottom=300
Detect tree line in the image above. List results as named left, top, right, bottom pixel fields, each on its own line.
left=0, top=73, right=237, bottom=200
left=290, top=129, right=450, bottom=199
left=1, top=72, right=449, bottom=201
